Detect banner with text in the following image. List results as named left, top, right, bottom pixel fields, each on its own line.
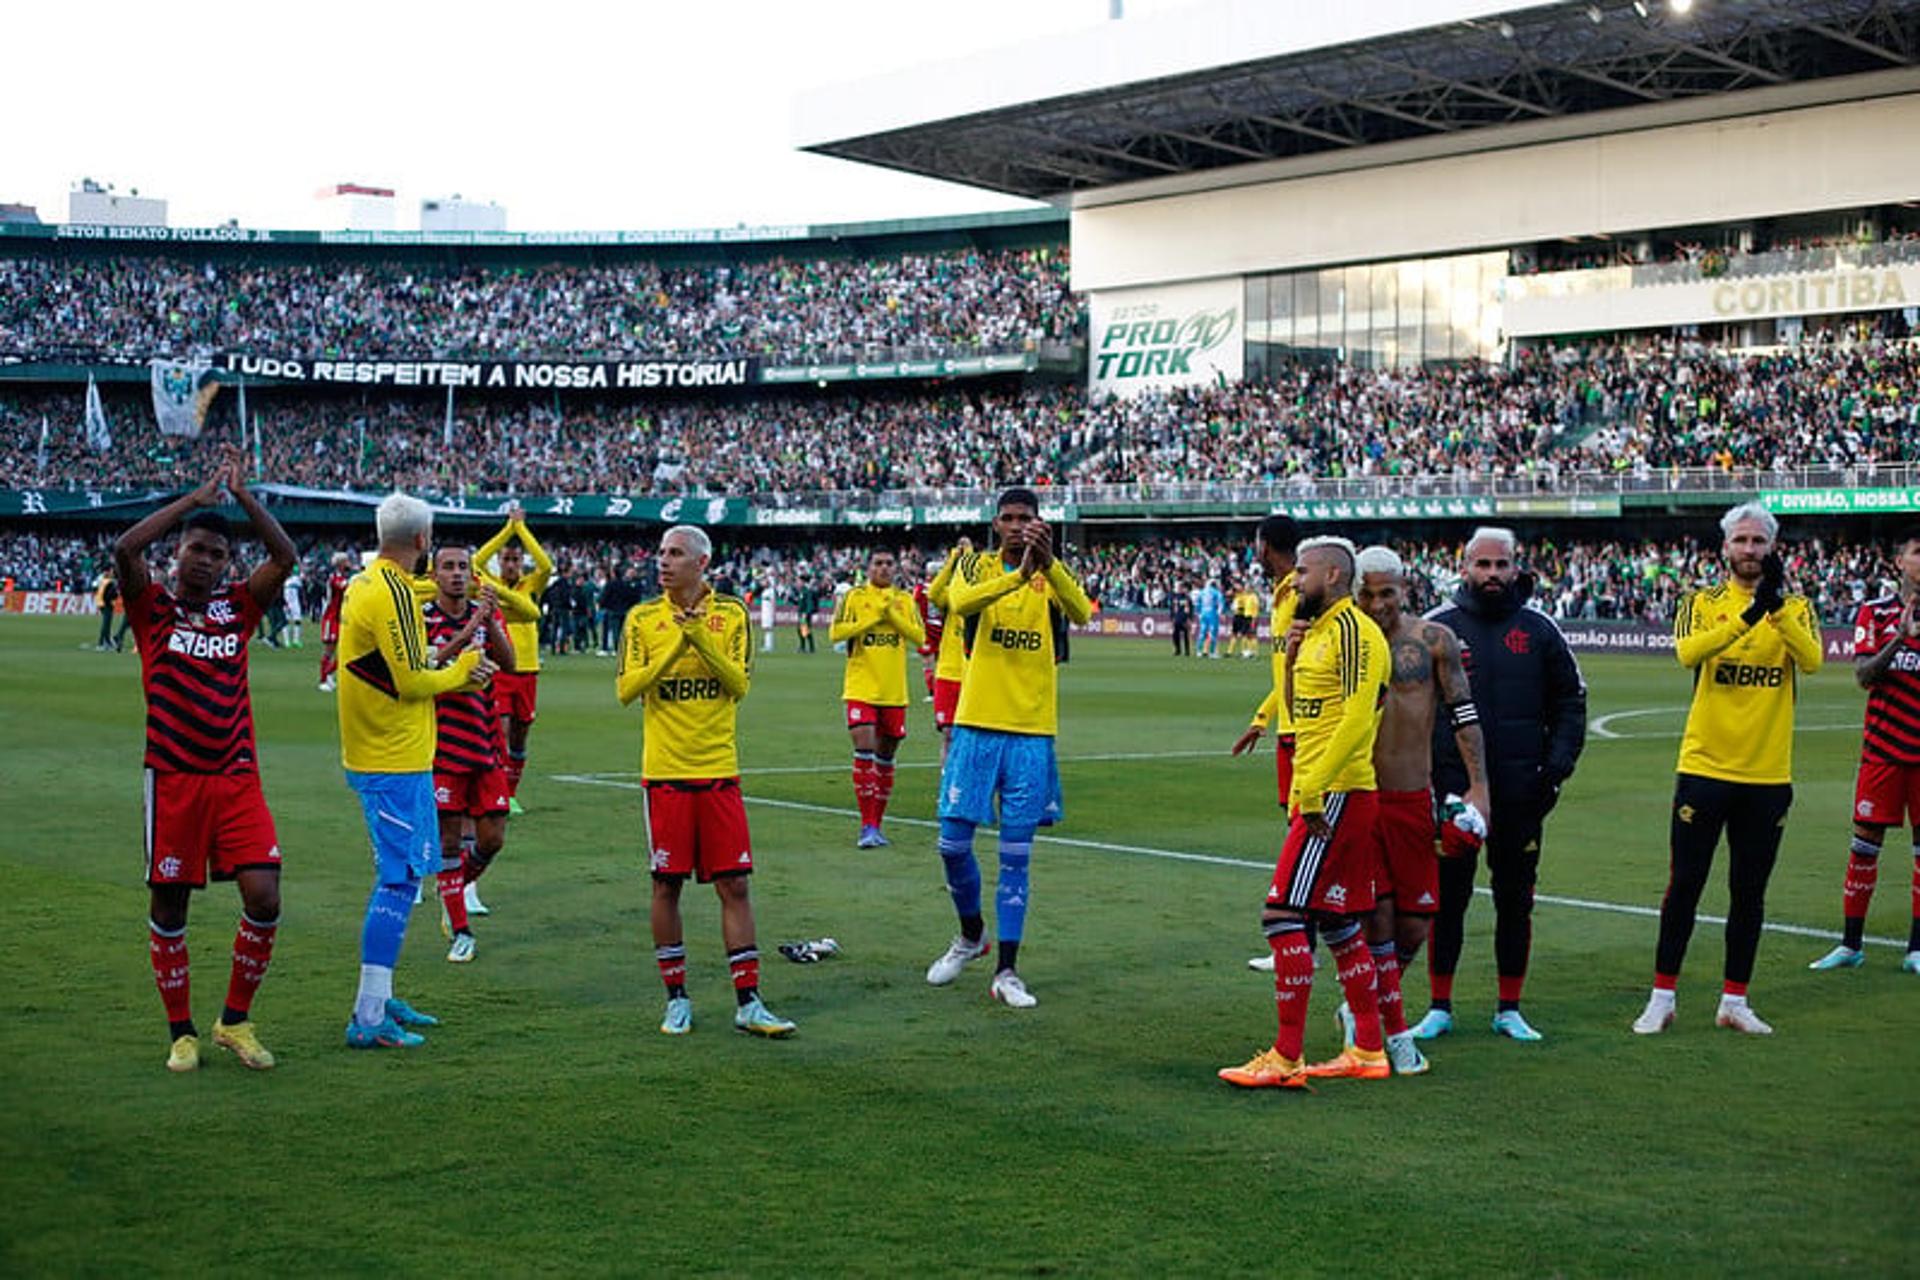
left=1271, top=495, right=1497, bottom=522
left=758, top=353, right=1035, bottom=384
left=1088, top=276, right=1243, bottom=398
left=1506, top=264, right=1920, bottom=336
left=220, top=353, right=755, bottom=393
left=1761, top=487, right=1920, bottom=515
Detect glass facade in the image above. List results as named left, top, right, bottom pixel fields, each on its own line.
left=1244, top=250, right=1506, bottom=377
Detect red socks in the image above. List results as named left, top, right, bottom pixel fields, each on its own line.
left=506, top=751, right=526, bottom=797
left=149, top=922, right=192, bottom=1026
left=1428, top=962, right=1454, bottom=1007
left=439, top=864, right=470, bottom=934
left=1328, top=929, right=1384, bottom=1052
left=875, top=759, right=895, bottom=825
left=656, top=943, right=687, bottom=992
left=852, top=752, right=878, bottom=826
left=1266, top=923, right=1313, bottom=1060
left=728, top=946, right=760, bottom=997
left=1498, top=974, right=1527, bottom=1005
left=1844, top=844, right=1879, bottom=927
left=224, top=914, right=277, bottom=1018
left=1370, top=941, right=1406, bottom=1037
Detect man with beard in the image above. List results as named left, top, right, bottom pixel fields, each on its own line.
left=1411, top=528, right=1586, bottom=1044
left=1633, top=504, right=1821, bottom=1035
left=1219, top=537, right=1391, bottom=1088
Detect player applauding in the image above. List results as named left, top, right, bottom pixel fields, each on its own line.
left=831, top=549, right=926, bottom=848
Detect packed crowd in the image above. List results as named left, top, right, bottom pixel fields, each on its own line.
left=10, top=340, right=1918, bottom=497
left=10, top=528, right=1896, bottom=631
left=0, top=247, right=1077, bottom=365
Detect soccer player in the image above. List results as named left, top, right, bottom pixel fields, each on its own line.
left=281, top=565, right=304, bottom=649
left=423, top=548, right=518, bottom=964
left=925, top=539, right=974, bottom=762
left=924, top=488, right=1092, bottom=1009
left=337, top=493, right=495, bottom=1049
left=617, top=524, right=794, bottom=1038
left=1633, top=504, right=1823, bottom=1036
left=1169, top=587, right=1192, bottom=658
left=1196, top=580, right=1225, bottom=659
left=831, top=549, right=927, bottom=848
left=116, top=446, right=297, bottom=1072
left=1335, top=545, right=1490, bottom=1074
left=1231, top=515, right=1302, bottom=811
left=317, top=551, right=352, bottom=691
left=1231, top=583, right=1262, bottom=659
left=1219, top=537, right=1392, bottom=1088
left=475, top=502, right=553, bottom=813
left=1811, top=528, right=1920, bottom=975
left=796, top=577, right=821, bottom=653
left=1412, top=527, right=1586, bottom=1043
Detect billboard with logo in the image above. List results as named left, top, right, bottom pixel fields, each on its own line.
left=1089, top=277, right=1243, bottom=398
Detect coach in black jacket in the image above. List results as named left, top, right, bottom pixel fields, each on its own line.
left=1416, top=527, right=1587, bottom=1044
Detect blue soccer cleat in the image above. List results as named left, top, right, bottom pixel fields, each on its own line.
left=385, top=998, right=439, bottom=1028
left=1491, top=1009, right=1544, bottom=1041
left=868, top=828, right=891, bottom=848
left=1808, top=945, right=1864, bottom=971
left=660, top=996, right=693, bottom=1035
left=856, top=826, right=883, bottom=849
left=734, top=996, right=796, bottom=1037
left=1903, top=952, right=1920, bottom=975
left=345, top=1017, right=425, bottom=1049
left=1409, top=1008, right=1453, bottom=1040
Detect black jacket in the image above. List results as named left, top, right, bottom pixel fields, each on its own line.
left=1428, top=575, right=1587, bottom=814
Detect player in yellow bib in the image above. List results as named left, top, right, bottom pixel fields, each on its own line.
left=925, top=538, right=974, bottom=762
left=831, top=549, right=926, bottom=848
left=1633, top=503, right=1822, bottom=1038
left=617, top=524, right=794, bottom=1039
left=923, top=489, right=1092, bottom=1010
left=475, top=503, right=552, bottom=814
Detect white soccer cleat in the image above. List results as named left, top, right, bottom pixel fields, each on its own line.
left=1247, top=953, right=1275, bottom=972
left=1905, top=952, right=1920, bottom=975
left=1631, top=996, right=1675, bottom=1035
left=464, top=883, right=491, bottom=916
left=1715, top=1000, right=1773, bottom=1036
left=1384, top=1031, right=1430, bottom=1075
left=446, top=933, right=476, bottom=964
left=989, top=969, right=1038, bottom=1009
left=926, top=934, right=990, bottom=986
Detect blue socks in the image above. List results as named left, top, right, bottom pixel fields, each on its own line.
left=995, top=833, right=1034, bottom=944
left=361, top=879, right=416, bottom=968
left=938, top=818, right=982, bottom=923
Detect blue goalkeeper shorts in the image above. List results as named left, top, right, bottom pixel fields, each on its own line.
left=938, top=726, right=1063, bottom=831
left=345, top=770, right=439, bottom=883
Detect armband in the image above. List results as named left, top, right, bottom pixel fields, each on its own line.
left=1447, top=700, right=1479, bottom=731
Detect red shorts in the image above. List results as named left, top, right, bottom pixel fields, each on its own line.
left=1375, top=788, right=1440, bottom=913
left=1275, top=734, right=1296, bottom=808
left=933, top=678, right=962, bottom=730
left=435, top=768, right=512, bottom=818
left=846, top=700, right=908, bottom=738
left=1854, top=759, right=1920, bottom=828
left=493, top=670, right=538, bottom=723
left=1267, top=790, right=1378, bottom=916
left=321, top=611, right=341, bottom=645
left=644, top=778, right=752, bottom=882
left=144, top=768, right=281, bottom=889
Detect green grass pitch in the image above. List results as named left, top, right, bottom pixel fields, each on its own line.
left=2, top=620, right=1915, bottom=1276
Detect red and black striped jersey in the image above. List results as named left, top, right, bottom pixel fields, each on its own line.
left=129, top=582, right=264, bottom=774
left=915, top=582, right=942, bottom=656
left=1855, top=595, right=1920, bottom=765
left=423, top=599, right=504, bottom=774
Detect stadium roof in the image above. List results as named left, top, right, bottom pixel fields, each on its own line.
left=797, top=0, right=1920, bottom=203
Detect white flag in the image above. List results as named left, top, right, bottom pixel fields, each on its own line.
left=37, top=413, right=49, bottom=475
left=444, top=383, right=455, bottom=447
left=84, top=375, right=112, bottom=452
left=150, top=359, right=218, bottom=439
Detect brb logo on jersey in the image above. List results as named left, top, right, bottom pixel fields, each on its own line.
left=1714, top=663, right=1786, bottom=687
left=861, top=632, right=902, bottom=648
left=168, top=629, right=242, bottom=660
left=990, top=627, right=1044, bottom=651
left=659, top=676, right=723, bottom=701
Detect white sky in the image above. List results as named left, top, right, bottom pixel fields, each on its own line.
left=6, top=0, right=1197, bottom=232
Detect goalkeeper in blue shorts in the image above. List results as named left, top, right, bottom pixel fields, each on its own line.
left=924, top=487, right=1092, bottom=1009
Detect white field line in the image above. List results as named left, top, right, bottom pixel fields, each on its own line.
left=549, top=774, right=1907, bottom=951
left=1591, top=705, right=1862, bottom=741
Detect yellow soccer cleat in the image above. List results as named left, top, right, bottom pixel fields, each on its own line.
left=1304, top=1046, right=1392, bottom=1080
left=212, top=1020, right=277, bottom=1070
left=1217, top=1047, right=1309, bottom=1089
left=166, top=1034, right=200, bottom=1073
